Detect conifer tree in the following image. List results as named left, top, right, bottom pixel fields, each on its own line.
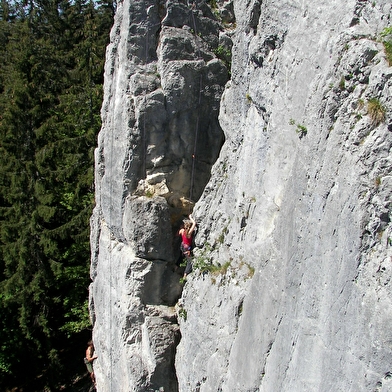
left=0, top=0, right=114, bottom=388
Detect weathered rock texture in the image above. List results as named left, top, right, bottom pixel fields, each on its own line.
left=90, top=0, right=228, bottom=390
left=91, top=0, right=392, bottom=391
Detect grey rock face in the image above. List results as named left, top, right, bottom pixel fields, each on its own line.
left=92, top=0, right=392, bottom=391
left=90, top=0, right=229, bottom=390
left=176, top=0, right=392, bottom=391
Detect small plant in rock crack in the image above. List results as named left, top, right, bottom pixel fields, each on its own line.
left=294, top=123, right=307, bottom=137
left=246, top=264, right=255, bottom=279
left=214, top=45, right=231, bottom=59
left=239, top=260, right=255, bottom=279
left=211, top=261, right=231, bottom=276
left=178, top=308, right=187, bottom=321
left=145, top=189, right=154, bottom=198
left=213, top=45, right=232, bottom=70
left=192, top=244, right=233, bottom=277
left=192, top=243, right=213, bottom=273
left=193, top=252, right=213, bottom=273
left=289, top=119, right=307, bottom=138
left=367, top=97, right=386, bottom=125
left=357, top=98, right=365, bottom=110
left=380, top=26, right=392, bottom=65
left=339, top=76, right=346, bottom=90
left=208, top=261, right=232, bottom=284
left=296, top=124, right=307, bottom=138
left=207, top=0, right=218, bottom=9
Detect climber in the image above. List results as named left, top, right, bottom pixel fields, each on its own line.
left=84, top=340, right=98, bottom=386
left=179, top=214, right=196, bottom=278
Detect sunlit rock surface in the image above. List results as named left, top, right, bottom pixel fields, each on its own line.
left=91, top=0, right=392, bottom=391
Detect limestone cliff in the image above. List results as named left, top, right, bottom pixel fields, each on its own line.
left=91, top=0, right=392, bottom=391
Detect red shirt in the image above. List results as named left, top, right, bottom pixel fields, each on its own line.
left=181, top=232, right=192, bottom=247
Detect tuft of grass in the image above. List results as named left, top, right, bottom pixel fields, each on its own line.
left=239, top=260, right=255, bottom=280
left=214, top=45, right=231, bottom=60
left=380, top=26, right=392, bottom=66
left=145, top=188, right=154, bottom=198
left=339, top=76, right=346, bottom=90
left=247, top=264, right=255, bottom=279
left=367, top=98, right=386, bottom=125
left=215, top=261, right=231, bottom=275
left=296, top=124, right=308, bottom=138
left=192, top=243, right=233, bottom=278
left=192, top=243, right=212, bottom=273
left=207, top=0, right=218, bottom=9
left=214, top=45, right=232, bottom=71
left=290, top=119, right=307, bottom=138
left=179, top=308, right=187, bottom=321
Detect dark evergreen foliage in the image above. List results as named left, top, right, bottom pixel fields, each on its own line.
left=0, top=0, right=114, bottom=389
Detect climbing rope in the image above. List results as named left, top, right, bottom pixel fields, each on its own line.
left=190, top=74, right=203, bottom=201
left=189, top=0, right=203, bottom=201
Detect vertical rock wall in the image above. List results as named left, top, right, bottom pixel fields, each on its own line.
left=90, top=0, right=229, bottom=390
left=177, top=0, right=392, bottom=391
